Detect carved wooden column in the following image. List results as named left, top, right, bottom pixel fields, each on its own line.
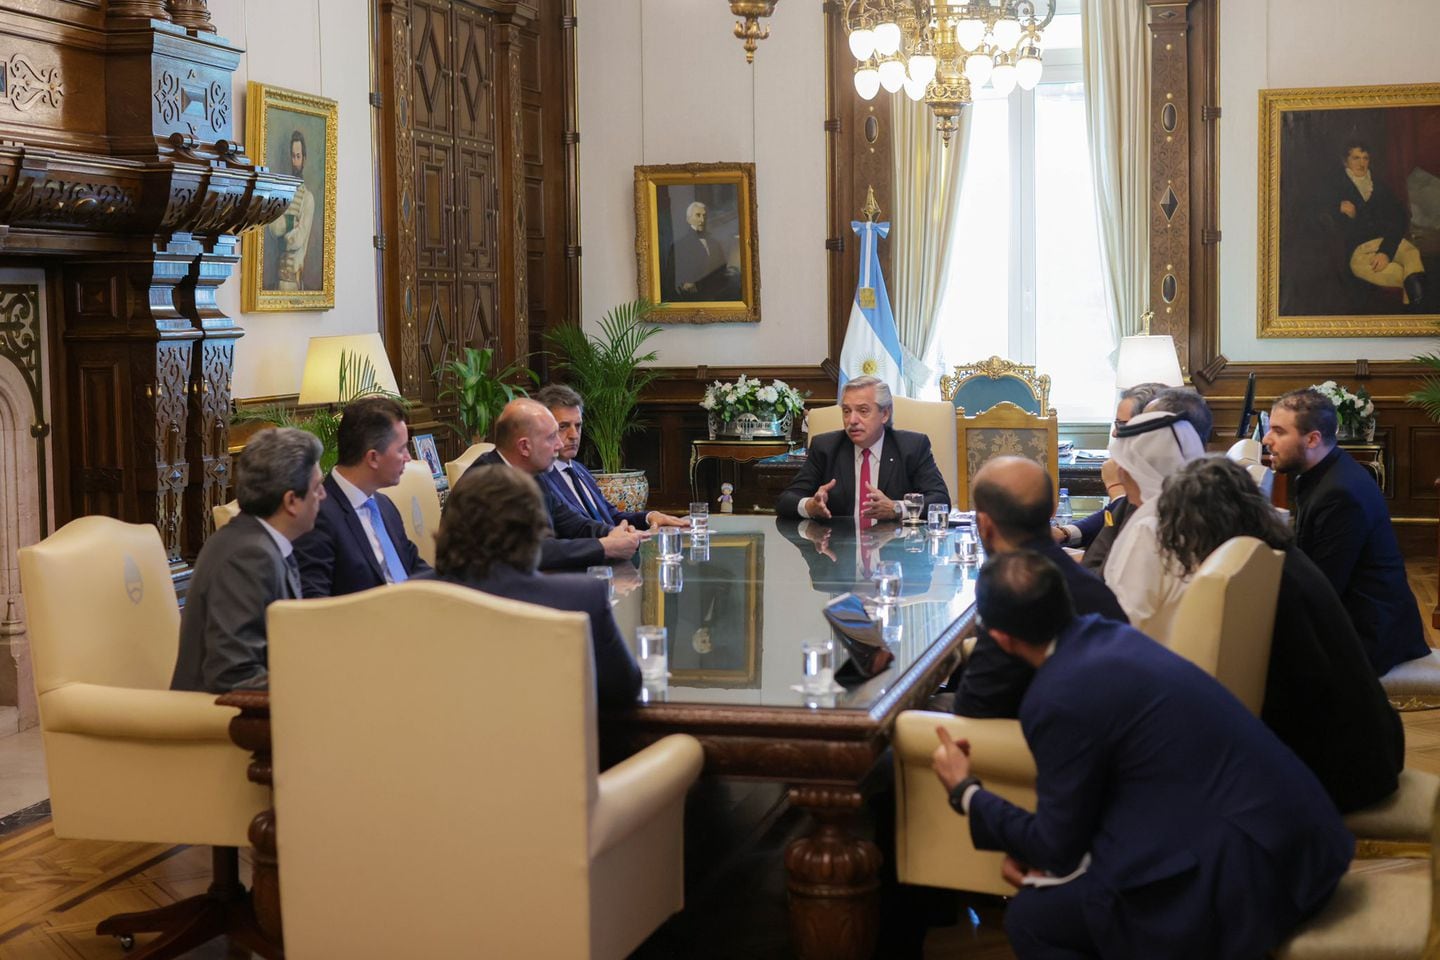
left=167, top=0, right=216, bottom=32
left=1146, top=1, right=1193, bottom=376
left=496, top=16, right=531, bottom=366
left=785, top=786, right=881, bottom=960
left=376, top=0, right=421, bottom=396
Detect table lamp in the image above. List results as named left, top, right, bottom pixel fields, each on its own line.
left=1114, top=335, right=1183, bottom=390
left=298, top=333, right=400, bottom=406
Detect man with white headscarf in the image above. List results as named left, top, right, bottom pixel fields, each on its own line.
left=1103, top=410, right=1206, bottom=643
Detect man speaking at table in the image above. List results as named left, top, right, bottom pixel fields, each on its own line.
left=777, top=376, right=949, bottom=522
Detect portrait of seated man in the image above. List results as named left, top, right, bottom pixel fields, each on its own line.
left=660, top=197, right=741, bottom=302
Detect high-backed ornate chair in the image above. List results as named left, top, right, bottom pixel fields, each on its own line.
left=954, top=401, right=1059, bottom=510
left=18, top=516, right=270, bottom=958
left=806, top=396, right=960, bottom=504
left=211, top=499, right=240, bottom=530
left=1165, top=536, right=1284, bottom=716
left=940, top=355, right=1051, bottom=416
left=444, top=440, right=495, bottom=489
left=268, top=580, right=704, bottom=959
left=378, top=459, right=442, bottom=567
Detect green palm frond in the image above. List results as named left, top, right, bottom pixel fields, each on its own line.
left=1407, top=320, right=1440, bottom=423
left=434, top=346, right=538, bottom=441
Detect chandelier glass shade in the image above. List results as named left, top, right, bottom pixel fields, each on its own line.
left=844, top=1, right=1055, bottom=144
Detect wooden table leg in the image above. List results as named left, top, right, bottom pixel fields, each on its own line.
left=785, top=786, right=881, bottom=960
left=224, top=697, right=283, bottom=950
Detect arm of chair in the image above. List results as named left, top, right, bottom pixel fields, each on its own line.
left=590, top=734, right=704, bottom=858
left=40, top=683, right=241, bottom=741
left=1345, top=768, right=1440, bottom=849
left=894, top=710, right=1037, bottom=784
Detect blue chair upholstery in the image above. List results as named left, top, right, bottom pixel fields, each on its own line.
left=940, top=356, right=1051, bottom=416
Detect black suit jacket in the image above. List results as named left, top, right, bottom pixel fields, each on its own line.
left=465, top=451, right=609, bottom=570
left=776, top=426, right=950, bottom=519
left=293, top=474, right=431, bottom=598
left=956, top=537, right=1128, bottom=719
left=1334, top=171, right=1409, bottom=260
left=1293, top=446, right=1427, bottom=675
left=172, top=513, right=295, bottom=693
left=438, top=564, right=640, bottom=707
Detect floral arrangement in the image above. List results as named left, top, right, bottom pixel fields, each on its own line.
left=700, top=375, right=807, bottom=424
left=1310, top=380, right=1375, bottom=437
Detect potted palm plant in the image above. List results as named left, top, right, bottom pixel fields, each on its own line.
left=548, top=299, right=662, bottom=511
left=1409, top=326, right=1440, bottom=423
left=435, top=346, right=538, bottom=444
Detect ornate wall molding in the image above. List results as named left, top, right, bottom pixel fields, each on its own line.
left=1146, top=0, right=1193, bottom=376
left=501, top=22, right=529, bottom=363
left=0, top=285, right=50, bottom=537
left=2, top=56, right=65, bottom=112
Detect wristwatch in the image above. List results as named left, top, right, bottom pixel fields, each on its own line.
left=948, top=775, right=984, bottom=815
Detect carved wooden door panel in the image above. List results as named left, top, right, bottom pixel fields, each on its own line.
left=452, top=3, right=498, bottom=358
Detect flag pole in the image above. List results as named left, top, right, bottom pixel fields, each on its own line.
left=861, top=184, right=881, bottom=222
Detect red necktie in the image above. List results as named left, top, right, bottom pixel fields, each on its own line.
left=860, top=448, right=874, bottom=529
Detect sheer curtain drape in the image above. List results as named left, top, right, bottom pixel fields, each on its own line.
left=1082, top=0, right=1149, bottom=347
left=889, top=95, right=972, bottom=398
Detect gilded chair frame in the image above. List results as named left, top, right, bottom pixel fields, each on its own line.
left=954, top=401, right=1060, bottom=510
left=940, top=356, right=1052, bottom=416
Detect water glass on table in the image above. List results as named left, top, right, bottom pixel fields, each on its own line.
left=800, top=636, right=836, bottom=695
left=586, top=565, right=615, bottom=603
left=636, top=625, right=669, bottom=682
left=657, top=526, right=682, bottom=561
left=659, top=560, right=684, bottom=593
left=902, top=492, right=925, bottom=525
left=927, top=503, right=949, bottom=536
left=873, top=560, right=903, bottom=603
left=689, top=502, right=709, bottom=536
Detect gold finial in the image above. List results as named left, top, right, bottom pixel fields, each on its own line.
left=1139, top=310, right=1154, bottom=336
left=861, top=185, right=881, bottom=222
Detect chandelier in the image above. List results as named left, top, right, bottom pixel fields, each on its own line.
left=844, top=1, right=1055, bottom=145
left=731, top=1, right=780, bottom=63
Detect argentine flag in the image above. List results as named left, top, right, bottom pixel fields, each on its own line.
left=839, top=219, right=903, bottom=394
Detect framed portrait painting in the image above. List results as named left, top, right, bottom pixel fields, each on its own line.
left=241, top=82, right=338, bottom=312
left=634, top=162, right=760, bottom=324
left=411, top=433, right=443, bottom=479
left=643, top=533, right=763, bottom=688
left=1258, top=83, right=1440, bottom=337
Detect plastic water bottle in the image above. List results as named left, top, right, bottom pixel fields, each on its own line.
left=1056, top=487, right=1073, bottom=524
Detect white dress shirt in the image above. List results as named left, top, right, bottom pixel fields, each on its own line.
left=255, top=517, right=294, bottom=559
left=330, top=469, right=392, bottom=580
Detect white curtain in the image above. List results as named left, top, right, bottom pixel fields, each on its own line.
left=1082, top=0, right=1150, bottom=346
left=889, top=95, right=972, bottom=398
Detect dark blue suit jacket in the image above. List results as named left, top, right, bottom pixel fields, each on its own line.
left=539, top=459, right=649, bottom=529
left=968, top=615, right=1351, bottom=959
left=776, top=426, right=950, bottom=519
left=465, top=451, right=610, bottom=570
left=293, top=474, right=430, bottom=598
left=437, top=564, right=640, bottom=707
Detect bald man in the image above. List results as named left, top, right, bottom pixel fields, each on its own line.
left=463, top=398, right=642, bottom=569
left=955, top=457, right=1128, bottom=719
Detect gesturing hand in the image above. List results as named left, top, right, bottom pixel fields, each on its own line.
left=931, top=725, right=972, bottom=793
left=809, top=479, right=838, bottom=520
left=860, top=482, right=897, bottom=520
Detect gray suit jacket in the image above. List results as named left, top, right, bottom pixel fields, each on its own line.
left=172, top=513, right=298, bottom=693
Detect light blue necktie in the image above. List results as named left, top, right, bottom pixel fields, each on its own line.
left=362, top=497, right=409, bottom=583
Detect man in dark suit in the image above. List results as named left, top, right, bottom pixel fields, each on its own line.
left=294, top=396, right=430, bottom=597
left=1265, top=387, right=1428, bottom=675
left=776, top=376, right=949, bottom=522
left=932, top=551, right=1351, bottom=960
left=664, top=201, right=739, bottom=302
left=172, top=428, right=326, bottom=692
left=436, top=463, right=640, bottom=707
left=463, top=398, right=642, bottom=570
left=956, top=456, right=1127, bottom=719
left=534, top=383, right=687, bottom=531
left=1331, top=140, right=1426, bottom=306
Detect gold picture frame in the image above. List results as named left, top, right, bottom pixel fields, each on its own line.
left=634, top=162, right=760, bottom=324
left=241, top=82, right=338, bottom=312
left=643, top=534, right=763, bottom=688
left=1258, top=83, right=1440, bottom=337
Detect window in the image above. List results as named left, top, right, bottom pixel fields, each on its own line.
left=927, top=14, right=1115, bottom=423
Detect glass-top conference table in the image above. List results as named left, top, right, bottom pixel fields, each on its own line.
left=601, top=515, right=979, bottom=960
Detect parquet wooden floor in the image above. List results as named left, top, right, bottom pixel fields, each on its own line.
left=2, top=556, right=1438, bottom=960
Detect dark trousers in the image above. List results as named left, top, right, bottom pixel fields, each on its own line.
left=1003, top=877, right=1101, bottom=960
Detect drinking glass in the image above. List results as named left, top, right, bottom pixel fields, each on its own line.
left=689, top=536, right=711, bottom=563
left=957, top=530, right=980, bottom=565
left=927, top=503, right=950, bottom=536
left=585, top=565, right=615, bottom=603
left=657, top=526, right=682, bottom=560
left=902, top=493, right=925, bottom=525
left=873, top=560, right=902, bottom=603
left=800, top=636, right=836, bottom=695
left=659, top=560, right=684, bottom=593
left=689, top=502, right=709, bottom=535
left=636, top=626, right=669, bottom=682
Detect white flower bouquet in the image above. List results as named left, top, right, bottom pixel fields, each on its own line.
left=700, top=375, right=807, bottom=438
left=1309, top=380, right=1375, bottom=439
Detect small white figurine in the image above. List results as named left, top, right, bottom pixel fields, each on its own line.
left=719, top=482, right=735, bottom=514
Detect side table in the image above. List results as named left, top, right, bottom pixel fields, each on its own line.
left=690, top=438, right=796, bottom=504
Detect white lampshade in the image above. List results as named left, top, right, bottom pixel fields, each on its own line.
left=848, top=27, right=876, bottom=60
left=854, top=65, right=882, bottom=100
left=902, top=75, right=929, bottom=101
left=990, top=59, right=1017, bottom=95
left=992, top=16, right=1022, bottom=50
left=907, top=52, right=938, bottom=86
left=298, top=333, right=401, bottom=405
left=955, top=17, right=986, bottom=51
left=1016, top=50, right=1043, bottom=89
left=1114, top=335, right=1184, bottom=390
left=873, top=21, right=902, bottom=55
left=963, top=51, right=993, bottom=86
left=878, top=56, right=907, bottom=93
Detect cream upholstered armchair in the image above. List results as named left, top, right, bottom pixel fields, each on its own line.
left=211, top=499, right=240, bottom=530
left=806, top=395, right=960, bottom=504
left=267, top=579, right=704, bottom=959
left=444, top=440, right=495, bottom=489
left=378, top=458, right=442, bottom=566
left=17, top=516, right=270, bottom=957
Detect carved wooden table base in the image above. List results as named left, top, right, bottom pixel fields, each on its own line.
left=785, top=786, right=881, bottom=960
left=216, top=690, right=283, bottom=954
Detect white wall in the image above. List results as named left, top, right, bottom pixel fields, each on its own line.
left=577, top=0, right=829, bottom=366
left=1219, top=0, right=1440, bottom=362
left=210, top=0, right=379, bottom=399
